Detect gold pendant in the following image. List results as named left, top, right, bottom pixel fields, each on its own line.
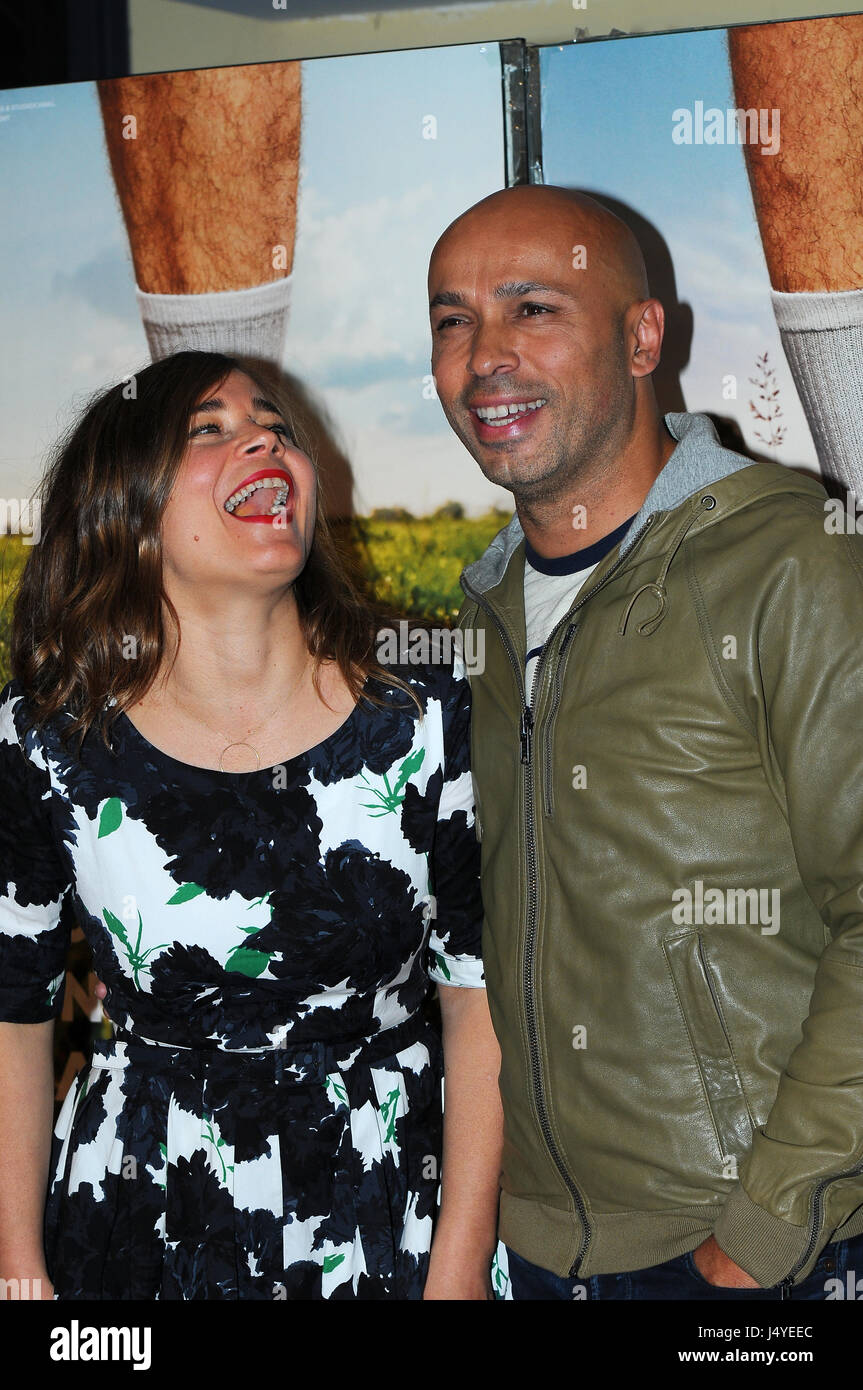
left=219, top=741, right=262, bottom=773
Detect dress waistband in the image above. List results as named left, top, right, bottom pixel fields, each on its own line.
left=90, top=1011, right=436, bottom=1087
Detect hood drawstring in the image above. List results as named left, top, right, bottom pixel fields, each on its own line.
left=618, top=494, right=716, bottom=637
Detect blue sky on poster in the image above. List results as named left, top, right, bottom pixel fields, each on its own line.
left=541, top=28, right=817, bottom=469
left=0, top=29, right=816, bottom=514
left=0, top=44, right=508, bottom=513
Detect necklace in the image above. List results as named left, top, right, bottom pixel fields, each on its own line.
left=166, top=655, right=310, bottom=772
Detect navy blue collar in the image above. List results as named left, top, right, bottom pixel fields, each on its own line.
left=524, top=513, right=636, bottom=576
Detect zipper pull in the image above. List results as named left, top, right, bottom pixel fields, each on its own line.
left=520, top=706, right=534, bottom=764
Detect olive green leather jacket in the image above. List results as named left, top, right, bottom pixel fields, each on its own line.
left=458, top=412, right=863, bottom=1287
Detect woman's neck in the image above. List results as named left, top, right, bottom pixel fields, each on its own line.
left=153, top=588, right=309, bottom=718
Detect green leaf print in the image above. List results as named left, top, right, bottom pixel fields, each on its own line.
left=225, top=946, right=272, bottom=978
left=97, top=798, right=123, bottom=838
left=491, top=1251, right=509, bottom=1298
left=432, top=951, right=451, bottom=981
left=358, top=748, right=425, bottom=817
left=201, top=1120, right=229, bottom=1182
left=102, top=908, right=168, bottom=989
left=322, top=1253, right=345, bottom=1274
left=102, top=907, right=133, bottom=955
left=166, top=882, right=205, bottom=905
left=46, top=970, right=65, bottom=1006
left=392, top=746, right=425, bottom=797
left=325, top=1074, right=349, bottom=1108
left=379, top=1085, right=402, bottom=1143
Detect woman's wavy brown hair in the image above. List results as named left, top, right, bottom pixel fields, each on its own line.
left=12, top=350, right=418, bottom=748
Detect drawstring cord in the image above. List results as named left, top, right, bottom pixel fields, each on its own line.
left=618, top=494, right=716, bottom=637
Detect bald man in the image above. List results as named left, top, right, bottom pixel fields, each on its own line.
left=430, top=185, right=863, bottom=1301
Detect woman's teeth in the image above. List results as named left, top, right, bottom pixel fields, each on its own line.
left=224, top=476, right=290, bottom=514
left=475, top=399, right=546, bottom=425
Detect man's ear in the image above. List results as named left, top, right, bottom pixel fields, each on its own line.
left=630, top=298, right=665, bottom=378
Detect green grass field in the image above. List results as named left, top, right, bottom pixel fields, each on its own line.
left=0, top=511, right=511, bottom=687
left=0, top=537, right=27, bottom=688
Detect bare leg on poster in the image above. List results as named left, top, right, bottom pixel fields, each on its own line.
left=729, top=17, right=863, bottom=490
left=97, top=63, right=301, bottom=367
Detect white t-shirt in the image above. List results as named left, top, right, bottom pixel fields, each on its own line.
left=524, top=558, right=597, bottom=701
left=523, top=515, right=635, bottom=701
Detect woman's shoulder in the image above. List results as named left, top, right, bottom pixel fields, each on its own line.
left=0, top=679, right=57, bottom=788
left=0, top=677, right=33, bottom=745
left=0, top=678, right=75, bottom=762
left=371, top=624, right=473, bottom=708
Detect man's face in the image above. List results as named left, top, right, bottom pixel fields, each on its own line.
left=429, top=207, right=636, bottom=503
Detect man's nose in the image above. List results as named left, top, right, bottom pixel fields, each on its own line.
left=467, top=319, right=519, bottom=377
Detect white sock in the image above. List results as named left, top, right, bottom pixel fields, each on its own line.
left=771, top=286, right=863, bottom=490
left=136, top=275, right=292, bottom=366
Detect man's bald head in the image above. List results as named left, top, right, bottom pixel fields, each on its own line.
left=429, top=185, right=650, bottom=314
left=427, top=183, right=669, bottom=516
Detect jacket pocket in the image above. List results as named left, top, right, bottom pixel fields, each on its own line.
left=662, top=930, right=754, bottom=1164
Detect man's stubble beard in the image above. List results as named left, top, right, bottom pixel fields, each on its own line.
left=456, top=392, right=629, bottom=518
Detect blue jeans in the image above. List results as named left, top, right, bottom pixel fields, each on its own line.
left=506, top=1231, right=863, bottom=1300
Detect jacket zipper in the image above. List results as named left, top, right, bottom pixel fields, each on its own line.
left=462, top=579, right=591, bottom=1271
left=543, top=624, right=578, bottom=816
left=780, top=1158, right=863, bottom=1294
left=539, top=515, right=658, bottom=818
left=460, top=512, right=656, bottom=1275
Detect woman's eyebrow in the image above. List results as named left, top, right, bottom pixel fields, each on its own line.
left=190, top=395, right=285, bottom=418
left=250, top=395, right=283, bottom=416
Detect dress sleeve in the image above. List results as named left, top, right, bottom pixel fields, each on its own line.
left=0, top=682, right=72, bottom=1022
left=426, top=656, right=485, bottom=989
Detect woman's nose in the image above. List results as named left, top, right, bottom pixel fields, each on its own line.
left=241, top=419, right=283, bottom=454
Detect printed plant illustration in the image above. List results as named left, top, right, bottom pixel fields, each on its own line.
left=431, top=950, right=451, bottom=981
left=359, top=747, right=425, bottom=816
left=379, top=1084, right=402, bottom=1143
left=325, top=1074, right=349, bottom=1109
left=748, top=351, right=786, bottom=448
left=225, top=893, right=276, bottom=977
left=102, top=907, right=167, bottom=988
left=201, top=1118, right=233, bottom=1182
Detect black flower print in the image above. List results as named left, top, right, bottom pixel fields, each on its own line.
left=0, top=661, right=487, bottom=1300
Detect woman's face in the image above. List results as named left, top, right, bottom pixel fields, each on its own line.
left=160, top=369, right=318, bottom=594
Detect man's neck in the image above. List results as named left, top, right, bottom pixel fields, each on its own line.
left=517, top=417, right=677, bottom=560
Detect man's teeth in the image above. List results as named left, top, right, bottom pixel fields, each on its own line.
left=224, top=477, right=290, bottom=514
left=475, top=399, right=547, bottom=424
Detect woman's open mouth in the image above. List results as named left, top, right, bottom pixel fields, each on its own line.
left=223, top=468, right=294, bottom=524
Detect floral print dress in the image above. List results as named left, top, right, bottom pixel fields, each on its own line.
left=0, top=659, right=491, bottom=1300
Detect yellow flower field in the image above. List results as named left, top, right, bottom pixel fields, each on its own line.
left=0, top=511, right=511, bottom=687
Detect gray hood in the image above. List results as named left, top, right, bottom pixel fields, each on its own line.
left=460, top=411, right=756, bottom=598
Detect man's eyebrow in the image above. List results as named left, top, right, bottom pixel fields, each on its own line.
left=429, top=281, right=566, bottom=310
left=494, top=281, right=561, bottom=299
left=190, top=394, right=285, bottom=417
left=429, top=291, right=467, bottom=310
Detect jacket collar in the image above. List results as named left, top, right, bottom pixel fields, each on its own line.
left=461, top=411, right=756, bottom=598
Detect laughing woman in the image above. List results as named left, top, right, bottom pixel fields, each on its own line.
left=0, top=351, right=502, bottom=1300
